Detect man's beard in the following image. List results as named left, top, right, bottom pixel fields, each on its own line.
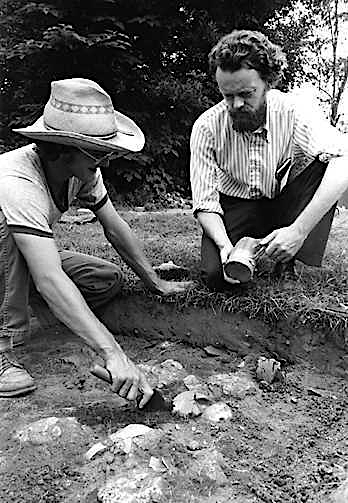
left=230, top=100, right=267, bottom=133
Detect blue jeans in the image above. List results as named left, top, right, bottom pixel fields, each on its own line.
left=0, top=209, right=124, bottom=350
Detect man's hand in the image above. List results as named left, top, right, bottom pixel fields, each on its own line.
left=153, top=279, right=195, bottom=296
left=219, top=243, right=240, bottom=285
left=220, top=242, right=234, bottom=266
left=105, top=353, right=153, bottom=408
left=260, top=225, right=307, bottom=263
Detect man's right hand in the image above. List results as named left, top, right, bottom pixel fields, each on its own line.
left=220, top=243, right=241, bottom=285
left=105, top=353, right=153, bottom=408
left=220, top=242, right=234, bottom=265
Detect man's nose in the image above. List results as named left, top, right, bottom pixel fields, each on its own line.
left=231, top=96, right=244, bottom=109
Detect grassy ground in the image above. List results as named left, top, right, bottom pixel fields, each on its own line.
left=54, top=207, right=348, bottom=338
left=1, top=206, right=347, bottom=503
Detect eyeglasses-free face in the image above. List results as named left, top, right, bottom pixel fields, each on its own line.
left=78, top=147, right=115, bottom=168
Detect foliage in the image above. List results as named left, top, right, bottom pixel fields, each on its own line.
left=1, top=0, right=299, bottom=202
left=266, top=0, right=348, bottom=125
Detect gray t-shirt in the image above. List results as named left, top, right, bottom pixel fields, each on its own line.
left=0, top=144, right=108, bottom=238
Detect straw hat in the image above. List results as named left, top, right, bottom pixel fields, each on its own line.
left=13, top=78, right=145, bottom=152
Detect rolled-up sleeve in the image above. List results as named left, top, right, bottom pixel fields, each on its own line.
left=293, top=101, right=348, bottom=163
left=190, top=119, right=222, bottom=216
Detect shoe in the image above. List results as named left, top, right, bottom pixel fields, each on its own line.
left=0, top=351, right=36, bottom=397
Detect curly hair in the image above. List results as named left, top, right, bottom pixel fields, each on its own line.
left=208, top=30, right=287, bottom=87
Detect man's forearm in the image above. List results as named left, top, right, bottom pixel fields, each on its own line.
left=104, top=220, right=162, bottom=292
left=197, top=211, right=231, bottom=250
left=292, top=156, right=348, bottom=236
left=36, top=272, right=124, bottom=360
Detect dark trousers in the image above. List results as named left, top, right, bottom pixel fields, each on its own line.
left=201, top=159, right=336, bottom=290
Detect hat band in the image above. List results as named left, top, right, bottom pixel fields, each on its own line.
left=50, top=97, right=114, bottom=115
left=43, top=120, right=119, bottom=139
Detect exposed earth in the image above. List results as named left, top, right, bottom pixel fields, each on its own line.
left=0, top=293, right=347, bottom=503
left=0, top=209, right=347, bottom=503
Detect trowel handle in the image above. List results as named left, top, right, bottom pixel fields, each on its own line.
left=91, top=364, right=113, bottom=384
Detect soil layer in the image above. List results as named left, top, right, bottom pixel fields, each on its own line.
left=0, top=299, right=347, bottom=502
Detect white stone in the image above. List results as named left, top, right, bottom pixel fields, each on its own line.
left=207, top=373, right=257, bottom=399
left=201, top=402, right=233, bottom=422
left=85, top=441, right=108, bottom=461
left=139, top=359, right=187, bottom=389
left=109, top=424, right=153, bottom=442
left=190, top=448, right=227, bottom=486
left=331, top=477, right=348, bottom=503
left=98, top=469, right=165, bottom=503
left=172, top=390, right=204, bottom=418
left=108, top=424, right=159, bottom=454
left=14, top=417, right=90, bottom=445
left=183, top=374, right=210, bottom=395
left=149, top=456, right=167, bottom=473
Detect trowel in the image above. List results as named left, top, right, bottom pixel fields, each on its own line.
left=91, top=364, right=171, bottom=412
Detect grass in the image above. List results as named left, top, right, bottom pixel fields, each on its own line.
left=54, top=207, right=348, bottom=336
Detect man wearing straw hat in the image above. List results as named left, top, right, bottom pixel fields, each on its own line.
left=0, top=77, right=192, bottom=401
left=190, top=30, right=348, bottom=291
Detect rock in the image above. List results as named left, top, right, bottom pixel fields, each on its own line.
left=330, top=477, right=348, bottom=503
left=59, top=209, right=96, bottom=225
left=201, top=403, right=233, bottom=423
left=0, top=452, right=8, bottom=473
left=131, top=429, right=163, bottom=453
left=183, top=374, right=210, bottom=394
left=207, top=373, right=257, bottom=400
left=85, top=441, right=109, bottom=461
left=256, top=357, right=283, bottom=384
left=109, top=424, right=161, bottom=455
left=139, top=359, right=187, bottom=389
left=149, top=456, right=167, bottom=473
left=97, top=468, right=165, bottom=503
left=183, top=374, right=201, bottom=389
left=190, top=448, right=227, bottom=486
left=173, top=390, right=208, bottom=418
left=186, top=440, right=201, bottom=451
left=14, top=417, right=92, bottom=445
left=203, top=345, right=229, bottom=358
left=154, top=260, right=186, bottom=272
left=110, top=424, right=153, bottom=442
left=85, top=425, right=161, bottom=461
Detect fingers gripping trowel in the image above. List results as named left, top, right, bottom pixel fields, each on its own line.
left=91, top=364, right=171, bottom=412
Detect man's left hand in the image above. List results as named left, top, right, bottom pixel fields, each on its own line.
left=153, top=279, right=195, bottom=296
left=260, top=225, right=307, bottom=263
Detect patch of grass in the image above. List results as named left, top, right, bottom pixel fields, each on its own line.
left=54, top=208, right=348, bottom=335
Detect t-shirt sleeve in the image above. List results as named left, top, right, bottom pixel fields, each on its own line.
left=75, top=168, right=109, bottom=212
left=0, top=176, right=53, bottom=237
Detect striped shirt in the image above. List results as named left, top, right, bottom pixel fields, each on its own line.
left=190, top=89, right=347, bottom=215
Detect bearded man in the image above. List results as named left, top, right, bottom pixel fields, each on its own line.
left=190, top=30, right=348, bottom=290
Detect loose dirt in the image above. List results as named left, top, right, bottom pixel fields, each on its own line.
left=0, top=296, right=347, bottom=502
